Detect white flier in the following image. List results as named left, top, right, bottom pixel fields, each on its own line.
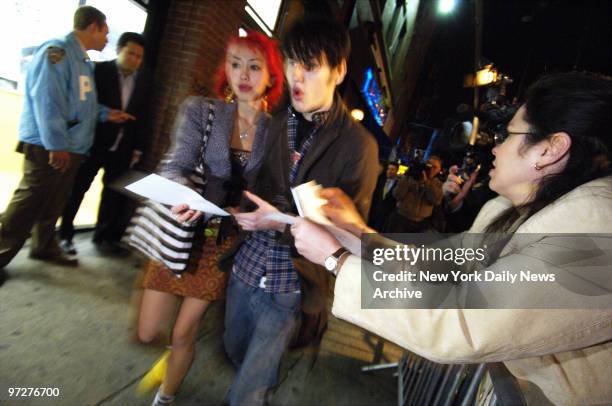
left=125, top=174, right=230, bottom=216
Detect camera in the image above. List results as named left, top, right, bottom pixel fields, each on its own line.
left=457, top=147, right=480, bottom=181
left=403, top=149, right=432, bottom=180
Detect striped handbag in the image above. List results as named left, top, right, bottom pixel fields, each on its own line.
left=123, top=101, right=215, bottom=276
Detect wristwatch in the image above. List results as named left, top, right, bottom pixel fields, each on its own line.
left=324, top=247, right=349, bottom=276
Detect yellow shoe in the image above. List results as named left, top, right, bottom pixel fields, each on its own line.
left=136, top=349, right=171, bottom=397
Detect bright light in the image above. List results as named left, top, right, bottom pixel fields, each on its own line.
left=475, top=66, right=498, bottom=86
left=351, top=109, right=364, bottom=121
left=239, top=28, right=247, bottom=37
left=463, top=65, right=499, bottom=87
left=438, top=0, right=456, bottom=14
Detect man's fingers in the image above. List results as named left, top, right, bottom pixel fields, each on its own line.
left=108, top=110, right=136, bottom=123
left=236, top=217, right=256, bottom=230
left=234, top=211, right=260, bottom=230
left=115, top=112, right=135, bottom=122
left=227, top=207, right=240, bottom=216
left=243, top=190, right=266, bottom=207
left=49, top=151, right=70, bottom=171
left=234, top=212, right=255, bottom=220
left=51, top=159, right=66, bottom=171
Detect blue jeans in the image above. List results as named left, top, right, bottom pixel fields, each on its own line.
left=223, top=273, right=301, bottom=405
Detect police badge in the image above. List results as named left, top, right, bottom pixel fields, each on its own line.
left=47, top=46, right=66, bottom=64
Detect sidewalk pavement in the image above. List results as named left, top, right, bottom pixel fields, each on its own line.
left=1, top=232, right=402, bottom=405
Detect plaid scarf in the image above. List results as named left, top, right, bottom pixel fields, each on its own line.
left=287, top=106, right=329, bottom=184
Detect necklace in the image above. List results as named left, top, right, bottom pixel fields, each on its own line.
left=238, top=115, right=257, bottom=140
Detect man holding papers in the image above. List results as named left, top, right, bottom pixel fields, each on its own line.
left=222, top=17, right=378, bottom=405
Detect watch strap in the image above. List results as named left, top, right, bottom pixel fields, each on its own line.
left=331, top=247, right=348, bottom=260
left=328, top=247, right=349, bottom=276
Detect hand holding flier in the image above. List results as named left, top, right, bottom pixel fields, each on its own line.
left=125, top=174, right=229, bottom=217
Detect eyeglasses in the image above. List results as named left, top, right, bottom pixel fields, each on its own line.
left=493, top=128, right=538, bottom=145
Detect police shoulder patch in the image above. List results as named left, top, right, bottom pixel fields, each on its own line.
left=46, top=46, right=66, bottom=64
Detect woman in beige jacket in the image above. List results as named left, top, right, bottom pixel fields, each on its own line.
left=290, top=72, right=612, bottom=405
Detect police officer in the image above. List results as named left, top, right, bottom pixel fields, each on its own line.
left=0, top=6, right=133, bottom=271
left=59, top=32, right=149, bottom=255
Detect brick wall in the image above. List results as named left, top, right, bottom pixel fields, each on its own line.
left=143, top=0, right=247, bottom=170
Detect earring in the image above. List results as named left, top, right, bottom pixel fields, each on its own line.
left=534, top=163, right=542, bottom=171
left=224, top=85, right=235, bottom=103
left=261, top=94, right=269, bottom=112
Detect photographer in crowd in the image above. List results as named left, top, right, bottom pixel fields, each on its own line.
left=385, top=156, right=443, bottom=233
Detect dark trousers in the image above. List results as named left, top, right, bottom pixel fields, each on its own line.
left=0, top=143, right=83, bottom=268
left=59, top=148, right=131, bottom=243
left=369, top=204, right=393, bottom=232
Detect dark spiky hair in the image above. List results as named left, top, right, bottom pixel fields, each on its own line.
left=117, top=32, right=146, bottom=49
left=281, top=17, right=350, bottom=69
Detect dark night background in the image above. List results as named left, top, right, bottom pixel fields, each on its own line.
left=419, top=0, right=612, bottom=128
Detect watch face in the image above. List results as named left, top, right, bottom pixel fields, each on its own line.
left=325, top=256, right=337, bottom=271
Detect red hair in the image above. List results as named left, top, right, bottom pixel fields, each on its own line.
left=213, top=31, right=284, bottom=111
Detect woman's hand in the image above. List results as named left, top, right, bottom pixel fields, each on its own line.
left=319, top=188, right=373, bottom=237
left=232, top=191, right=284, bottom=232
left=171, top=203, right=203, bottom=223
left=291, top=217, right=342, bottom=266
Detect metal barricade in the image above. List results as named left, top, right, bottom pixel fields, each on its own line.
left=396, top=352, right=485, bottom=406
left=362, top=347, right=527, bottom=405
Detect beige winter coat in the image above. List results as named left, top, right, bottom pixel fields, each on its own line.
left=332, top=176, right=612, bottom=405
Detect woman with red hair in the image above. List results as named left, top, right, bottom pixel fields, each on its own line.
left=135, top=30, right=283, bottom=406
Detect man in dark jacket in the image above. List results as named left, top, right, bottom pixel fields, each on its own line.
left=223, top=17, right=379, bottom=405
left=368, top=161, right=399, bottom=231
left=59, top=32, right=149, bottom=254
